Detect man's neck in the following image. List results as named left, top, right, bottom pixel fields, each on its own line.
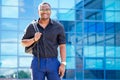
left=39, top=19, right=50, bottom=28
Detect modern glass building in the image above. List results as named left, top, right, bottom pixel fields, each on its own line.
left=0, top=0, right=120, bottom=80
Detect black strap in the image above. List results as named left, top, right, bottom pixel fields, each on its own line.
left=32, top=20, right=40, bottom=70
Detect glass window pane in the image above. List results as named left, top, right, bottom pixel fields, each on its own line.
left=84, top=0, right=103, bottom=9
left=105, top=0, right=120, bottom=10
left=116, top=47, right=120, bottom=57
left=1, top=18, right=18, bottom=30
left=58, top=9, right=75, bottom=21
left=19, top=7, right=36, bottom=19
left=1, top=56, right=17, bottom=68
left=76, top=22, right=82, bottom=32
left=85, top=59, right=103, bottom=69
left=65, top=33, right=76, bottom=44
left=85, top=11, right=103, bottom=20
left=66, top=44, right=75, bottom=57
left=64, top=69, right=75, bottom=79
left=59, top=0, right=75, bottom=9
left=76, top=57, right=83, bottom=69
left=19, top=0, right=34, bottom=7
left=60, top=21, right=75, bottom=32
left=105, top=11, right=120, bottom=22
left=1, top=43, right=17, bottom=55
left=0, top=69, right=17, bottom=79
left=106, top=46, right=115, bottom=57
left=19, top=57, right=32, bottom=67
left=96, top=46, right=104, bottom=57
left=84, top=70, right=104, bottom=79
left=106, top=59, right=116, bottom=69
left=1, top=6, right=18, bottom=18
left=18, top=69, right=31, bottom=79
left=2, top=0, right=18, bottom=6
left=76, top=10, right=83, bottom=20
left=84, top=46, right=96, bottom=57
left=66, top=57, right=75, bottom=69
left=1, top=31, right=17, bottom=42
left=75, top=0, right=83, bottom=10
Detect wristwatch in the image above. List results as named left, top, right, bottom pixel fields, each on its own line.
left=61, top=61, right=66, bottom=66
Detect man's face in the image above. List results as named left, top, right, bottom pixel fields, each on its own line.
left=38, top=4, right=51, bottom=20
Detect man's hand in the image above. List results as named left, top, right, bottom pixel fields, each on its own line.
left=59, top=64, right=65, bottom=78
left=34, top=32, right=42, bottom=41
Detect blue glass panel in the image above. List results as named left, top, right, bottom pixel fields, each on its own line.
left=76, top=22, right=82, bottom=32
left=1, top=43, right=17, bottom=55
left=116, top=47, right=120, bottom=57
left=1, top=31, right=17, bottom=42
left=0, top=69, right=17, bottom=78
left=85, top=59, right=103, bottom=69
left=59, top=0, right=75, bottom=9
left=65, top=33, right=76, bottom=44
left=66, top=44, right=75, bottom=57
left=1, top=6, right=18, bottom=18
left=19, top=0, right=34, bottom=7
left=60, top=21, right=75, bottom=32
left=84, top=0, right=103, bottom=9
left=84, top=70, right=104, bottom=79
left=58, top=9, right=75, bottom=21
left=84, top=46, right=96, bottom=57
left=1, top=56, right=17, bottom=68
left=105, top=0, right=120, bottom=10
left=18, top=69, right=31, bottom=78
left=105, top=11, right=120, bottom=22
left=96, top=46, right=104, bottom=57
left=63, top=69, right=75, bottom=79
left=2, top=0, right=18, bottom=6
left=19, top=57, right=32, bottom=67
left=106, top=59, right=120, bottom=70
left=75, top=0, right=83, bottom=10
left=76, top=10, right=83, bottom=20
left=106, top=46, right=115, bottom=57
left=66, top=57, right=75, bottom=69
left=85, top=11, right=103, bottom=20
left=19, top=7, right=36, bottom=19
left=1, top=18, right=18, bottom=30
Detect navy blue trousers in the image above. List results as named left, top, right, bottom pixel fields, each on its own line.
left=31, top=57, right=61, bottom=80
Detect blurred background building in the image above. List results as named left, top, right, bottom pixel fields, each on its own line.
left=0, top=0, right=120, bottom=80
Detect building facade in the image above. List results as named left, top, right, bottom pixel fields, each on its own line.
left=0, top=0, right=120, bottom=80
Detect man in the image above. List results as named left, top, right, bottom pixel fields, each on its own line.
left=21, top=2, right=66, bottom=80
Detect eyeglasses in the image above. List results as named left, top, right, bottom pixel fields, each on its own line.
left=40, top=9, right=51, bottom=12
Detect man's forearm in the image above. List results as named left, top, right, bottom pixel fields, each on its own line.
left=21, top=38, right=35, bottom=47
left=59, top=44, right=66, bottom=62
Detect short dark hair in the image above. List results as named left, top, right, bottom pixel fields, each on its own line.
left=38, top=2, right=51, bottom=10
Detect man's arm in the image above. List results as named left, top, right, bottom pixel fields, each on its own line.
left=21, top=38, right=35, bottom=47
left=21, top=32, right=42, bottom=47
left=59, top=44, right=66, bottom=63
left=59, top=44, right=66, bottom=77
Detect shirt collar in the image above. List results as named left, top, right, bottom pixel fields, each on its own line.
left=38, top=18, right=53, bottom=25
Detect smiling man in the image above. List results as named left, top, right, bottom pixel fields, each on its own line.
left=21, top=2, right=66, bottom=80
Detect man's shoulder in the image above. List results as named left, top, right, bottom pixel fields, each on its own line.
left=51, top=19, right=63, bottom=28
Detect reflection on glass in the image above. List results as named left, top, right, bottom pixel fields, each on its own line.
left=105, top=11, right=120, bottom=22
left=1, top=56, right=17, bottom=68
left=76, top=10, right=83, bottom=20
left=105, top=0, right=120, bottom=10
left=18, top=69, right=31, bottom=79
left=60, top=21, right=75, bottom=32
left=84, top=0, right=103, bottom=9
left=19, top=7, right=35, bottom=18
left=85, top=11, right=103, bottom=20
left=106, top=46, right=115, bottom=57
left=1, top=6, right=18, bottom=18
left=1, top=31, right=17, bottom=42
left=58, top=9, right=75, bottom=21
left=59, top=0, right=75, bottom=9
left=0, top=69, right=17, bottom=78
left=19, top=57, right=32, bottom=67
left=1, top=18, right=18, bottom=30
left=85, top=59, right=103, bottom=69
left=1, top=43, right=17, bottom=55
left=2, top=0, right=18, bottom=6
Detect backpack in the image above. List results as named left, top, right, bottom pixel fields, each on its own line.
left=25, top=20, right=39, bottom=53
